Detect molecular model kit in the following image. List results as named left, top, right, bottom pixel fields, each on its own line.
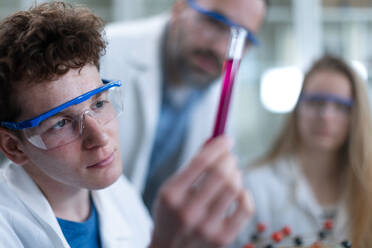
left=242, top=220, right=352, bottom=248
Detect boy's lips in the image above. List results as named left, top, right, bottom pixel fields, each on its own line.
left=87, top=152, right=115, bottom=168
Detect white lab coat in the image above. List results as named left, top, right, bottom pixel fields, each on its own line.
left=234, top=157, right=349, bottom=247
left=100, top=15, right=221, bottom=193
left=0, top=161, right=152, bottom=248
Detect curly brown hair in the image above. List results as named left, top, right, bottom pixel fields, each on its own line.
left=0, top=1, right=106, bottom=123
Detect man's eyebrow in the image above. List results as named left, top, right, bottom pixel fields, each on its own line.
left=212, top=10, right=228, bottom=19
left=203, top=8, right=250, bottom=31
left=204, top=12, right=228, bottom=25
left=205, top=8, right=230, bottom=23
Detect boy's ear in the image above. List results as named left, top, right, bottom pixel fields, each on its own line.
left=0, top=128, right=29, bottom=165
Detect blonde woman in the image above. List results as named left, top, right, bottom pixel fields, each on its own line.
left=237, top=55, right=372, bottom=247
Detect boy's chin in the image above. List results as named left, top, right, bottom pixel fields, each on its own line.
left=87, top=166, right=123, bottom=190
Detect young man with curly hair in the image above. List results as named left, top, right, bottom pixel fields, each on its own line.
left=0, top=2, right=253, bottom=247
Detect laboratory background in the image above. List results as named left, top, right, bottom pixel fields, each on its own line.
left=1, top=0, right=371, bottom=167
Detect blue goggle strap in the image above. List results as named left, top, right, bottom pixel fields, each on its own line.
left=299, top=93, right=354, bottom=108
left=0, top=79, right=122, bottom=130
left=185, top=0, right=259, bottom=46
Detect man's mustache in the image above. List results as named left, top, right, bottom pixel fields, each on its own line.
left=193, top=50, right=223, bottom=69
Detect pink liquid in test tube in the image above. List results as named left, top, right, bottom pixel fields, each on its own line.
left=212, top=58, right=240, bottom=137
left=211, top=27, right=247, bottom=139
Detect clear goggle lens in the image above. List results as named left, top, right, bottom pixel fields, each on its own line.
left=23, top=85, right=123, bottom=150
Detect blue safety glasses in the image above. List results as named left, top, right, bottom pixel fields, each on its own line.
left=298, top=92, right=353, bottom=116
left=0, top=80, right=123, bottom=150
left=185, top=0, right=259, bottom=46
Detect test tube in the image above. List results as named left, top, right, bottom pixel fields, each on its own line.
left=211, top=26, right=247, bottom=138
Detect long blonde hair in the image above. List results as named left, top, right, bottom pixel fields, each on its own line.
left=255, top=55, right=372, bottom=246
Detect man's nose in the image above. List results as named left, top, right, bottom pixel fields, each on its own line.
left=203, top=29, right=230, bottom=60
left=81, top=113, right=109, bottom=149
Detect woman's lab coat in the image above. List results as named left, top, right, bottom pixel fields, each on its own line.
left=0, top=162, right=152, bottom=247
left=100, top=15, right=221, bottom=193
left=235, top=157, right=349, bottom=247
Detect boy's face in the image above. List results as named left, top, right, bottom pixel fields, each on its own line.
left=14, top=65, right=123, bottom=190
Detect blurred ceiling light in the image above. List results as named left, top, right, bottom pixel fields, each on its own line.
left=260, top=66, right=303, bottom=114
left=351, top=60, right=368, bottom=81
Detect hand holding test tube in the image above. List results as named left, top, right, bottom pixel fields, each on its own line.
left=211, top=26, right=247, bottom=138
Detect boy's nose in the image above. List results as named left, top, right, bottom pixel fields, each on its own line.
left=81, top=112, right=109, bottom=149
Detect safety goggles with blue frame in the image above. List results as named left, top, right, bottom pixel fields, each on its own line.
left=0, top=79, right=123, bottom=150
left=185, top=0, right=259, bottom=46
left=298, top=92, right=354, bottom=115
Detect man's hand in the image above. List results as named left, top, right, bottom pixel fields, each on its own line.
left=149, top=136, right=254, bottom=248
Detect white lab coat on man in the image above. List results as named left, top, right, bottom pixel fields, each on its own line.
left=100, top=15, right=221, bottom=193
left=0, top=161, right=152, bottom=248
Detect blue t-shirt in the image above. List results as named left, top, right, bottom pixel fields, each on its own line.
left=57, top=201, right=101, bottom=248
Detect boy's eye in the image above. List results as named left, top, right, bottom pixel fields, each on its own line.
left=95, top=100, right=105, bottom=108
left=94, top=100, right=108, bottom=108
left=52, top=119, right=72, bottom=130
left=56, top=119, right=66, bottom=128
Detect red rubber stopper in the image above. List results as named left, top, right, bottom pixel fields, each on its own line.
left=324, top=219, right=333, bottom=230
left=282, top=226, right=291, bottom=236
left=257, top=223, right=266, bottom=233
left=271, top=231, right=283, bottom=243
